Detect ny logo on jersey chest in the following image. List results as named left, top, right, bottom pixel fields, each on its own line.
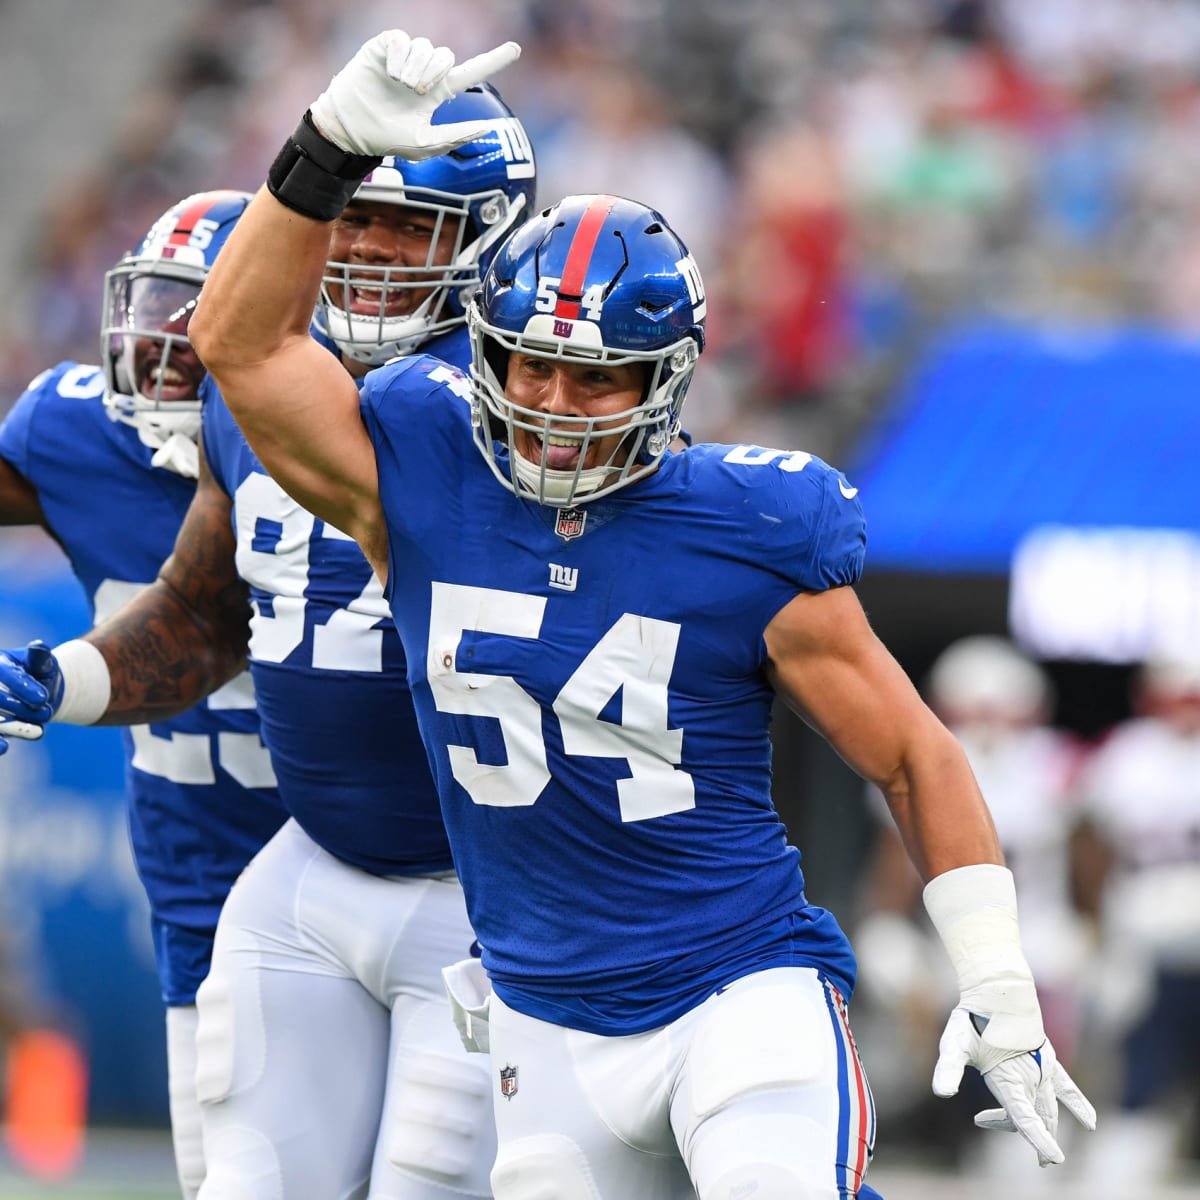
left=548, top=563, right=578, bottom=592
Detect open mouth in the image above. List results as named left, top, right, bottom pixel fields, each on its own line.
left=138, top=361, right=199, bottom=405
left=347, top=282, right=414, bottom=319
left=530, top=432, right=584, bottom=472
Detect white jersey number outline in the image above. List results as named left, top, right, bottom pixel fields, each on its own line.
left=233, top=473, right=388, bottom=673
left=93, top=580, right=277, bottom=788
left=428, top=582, right=695, bottom=822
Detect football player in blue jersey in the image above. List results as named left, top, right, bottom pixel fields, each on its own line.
left=0, top=82, right=537, bottom=1198
left=0, top=190, right=289, bottom=1197
left=177, top=30, right=1098, bottom=1198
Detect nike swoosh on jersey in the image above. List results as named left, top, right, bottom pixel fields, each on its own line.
left=838, top=480, right=859, bottom=500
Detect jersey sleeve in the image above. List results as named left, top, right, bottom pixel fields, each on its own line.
left=0, top=365, right=61, bottom=476
left=684, top=445, right=866, bottom=648
left=199, top=375, right=231, bottom=496
left=358, top=353, right=473, bottom=499
left=742, top=451, right=866, bottom=593
left=758, top=457, right=865, bottom=644
left=790, top=459, right=865, bottom=591
left=358, top=353, right=475, bottom=598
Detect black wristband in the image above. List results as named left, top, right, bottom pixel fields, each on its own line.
left=266, top=111, right=382, bottom=222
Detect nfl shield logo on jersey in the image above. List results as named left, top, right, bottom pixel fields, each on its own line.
left=499, top=1064, right=519, bottom=1100
left=555, top=507, right=587, bottom=540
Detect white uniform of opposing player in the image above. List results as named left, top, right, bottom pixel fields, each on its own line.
left=1075, top=653, right=1200, bottom=1193
left=854, top=638, right=1088, bottom=1198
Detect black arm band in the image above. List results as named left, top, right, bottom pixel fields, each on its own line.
left=266, top=111, right=382, bottom=222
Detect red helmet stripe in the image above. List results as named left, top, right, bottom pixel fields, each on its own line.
left=165, top=190, right=240, bottom=248
left=554, top=195, right=617, bottom=320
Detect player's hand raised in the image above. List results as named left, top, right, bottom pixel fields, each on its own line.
left=310, top=30, right=521, bottom=160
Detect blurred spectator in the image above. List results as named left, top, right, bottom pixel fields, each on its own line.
left=14, top=0, right=1200, bottom=440
left=722, top=118, right=853, bottom=410
left=852, top=636, right=1088, bottom=1194
left=1073, top=650, right=1200, bottom=1194
left=532, top=59, right=732, bottom=275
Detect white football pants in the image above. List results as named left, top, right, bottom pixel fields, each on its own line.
left=194, top=818, right=495, bottom=1199
left=487, top=967, right=876, bottom=1200
left=167, top=1004, right=205, bottom=1199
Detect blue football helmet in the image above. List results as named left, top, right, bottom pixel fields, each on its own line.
left=316, top=83, right=536, bottom=366
left=468, top=193, right=706, bottom=507
left=101, top=189, right=252, bottom=444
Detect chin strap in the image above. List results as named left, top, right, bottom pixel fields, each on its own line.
left=115, top=405, right=201, bottom=479
left=126, top=424, right=198, bottom=479
left=149, top=432, right=200, bottom=479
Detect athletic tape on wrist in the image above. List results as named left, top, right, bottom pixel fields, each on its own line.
left=922, top=864, right=1033, bottom=988
left=266, top=110, right=382, bottom=222
left=52, top=640, right=112, bottom=726
left=923, top=864, right=1044, bottom=1049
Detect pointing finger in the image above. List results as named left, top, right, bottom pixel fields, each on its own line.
left=446, top=41, right=521, bottom=93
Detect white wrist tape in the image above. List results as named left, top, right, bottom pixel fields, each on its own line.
left=52, top=640, right=112, bottom=726
left=923, top=864, right=1043, bottom=1052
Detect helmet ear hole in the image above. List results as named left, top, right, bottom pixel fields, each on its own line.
left=483, top=334, right=509, bottom=388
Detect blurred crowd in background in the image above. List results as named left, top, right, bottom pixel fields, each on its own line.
left=850, top=634, right=1200, bottom=1197
left=12, top=0, right=1200, bottom=452
left=0, top=0, right=1198, bottom=1195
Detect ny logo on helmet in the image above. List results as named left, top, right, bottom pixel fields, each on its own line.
left=494, top=118, right=535, bottom=180
left=676, top=254, right=706, bottom=320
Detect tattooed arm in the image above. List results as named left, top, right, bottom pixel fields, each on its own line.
left=85, top=443, right=252, bottom=725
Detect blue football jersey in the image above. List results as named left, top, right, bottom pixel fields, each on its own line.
left=0, top=362, right=288, bottom=1004
left=360, top=355, right=865, bottom=1035
left=197, top=330, right=470, bottom=875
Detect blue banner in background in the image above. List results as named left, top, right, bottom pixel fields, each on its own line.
left=845, top=322, right=1200, bottom=572
left=0, top=532, right=167, bottom=1125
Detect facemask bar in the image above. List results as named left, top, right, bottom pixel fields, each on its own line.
left=100, top=264, right=206, bottom=427
left=315, top=187, right=523, bottom=365
left=468, top=308, right=697, bottom=507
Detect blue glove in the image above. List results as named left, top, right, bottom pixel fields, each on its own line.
left=0, top=641, right=63, bottom=754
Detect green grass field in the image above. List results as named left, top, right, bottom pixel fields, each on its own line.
left=0, top=1129, right=177, bottom=1199
left=0, top=1130, right=1196, bottom=1199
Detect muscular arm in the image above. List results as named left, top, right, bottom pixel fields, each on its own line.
left=85, top=446, right=251, bottom=725
left=189, top=187, right=388, bottom=580
left=764, top=586, right=1003, bottom=882
left=0, top=455, right=47, bottom=526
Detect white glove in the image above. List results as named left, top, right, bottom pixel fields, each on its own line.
left=310, top=30, right=521, bottom=159
left=442, top=956, right=491, bottom=1054
left=924, top=865, right=1097, bottom=1166
left=934, top=1007, right=1096, bottom=1165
